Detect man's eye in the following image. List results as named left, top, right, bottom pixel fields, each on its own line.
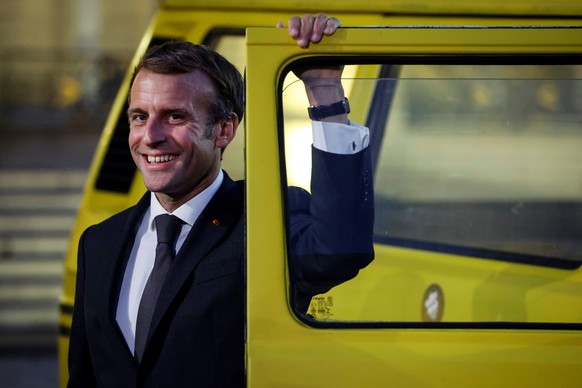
left=169, top=114, right=183, bottom=122
left=132, top=114, right=147, bottom=122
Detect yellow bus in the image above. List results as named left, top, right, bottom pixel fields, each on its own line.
left=59, top=0, right=582, bottom=386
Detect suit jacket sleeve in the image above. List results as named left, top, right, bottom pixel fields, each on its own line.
left=288, top=145, right=375, bottom=313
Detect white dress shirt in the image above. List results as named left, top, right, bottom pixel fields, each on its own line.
left=116, top=171, right=224, bottom=353
left=115, top=120, right=370, bottom=350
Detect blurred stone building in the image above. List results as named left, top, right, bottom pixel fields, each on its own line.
left=0, top=0, right=156, bottom=146
left=0, top=0, right=156, bottom=360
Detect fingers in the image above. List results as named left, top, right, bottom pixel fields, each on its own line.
left=298, top=14, right=316, bottom=47
left=323, top=16, right=341, bottom=35
left=280, top=13, right=341, bottom=48
left=313, top=13, right=341, bottom=38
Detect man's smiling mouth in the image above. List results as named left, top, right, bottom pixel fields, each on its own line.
left=147, top=155, right=177, bottom=163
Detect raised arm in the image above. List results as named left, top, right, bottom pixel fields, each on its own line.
left=279, top=15, right=375, bottom=315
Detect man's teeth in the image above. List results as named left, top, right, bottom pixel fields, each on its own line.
left=147, top=155, right=176, bottom=163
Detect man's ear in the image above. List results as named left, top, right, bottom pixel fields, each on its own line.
left=214, top=113, right=239, bottom=149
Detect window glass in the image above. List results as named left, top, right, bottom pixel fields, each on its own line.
left=282, top=66, right=358, bottom=190
left=377, top=65, right=582, bottom=264
left=282, top=61, right=582, bottom=326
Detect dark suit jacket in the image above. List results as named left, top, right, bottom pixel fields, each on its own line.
left=68, top=147, right=373, bottom=388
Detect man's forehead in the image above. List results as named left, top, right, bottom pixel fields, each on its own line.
left=130, top=69, right=216, bottom=103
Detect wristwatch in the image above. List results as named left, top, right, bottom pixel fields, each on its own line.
left=307, top=97, right=350, bottom=121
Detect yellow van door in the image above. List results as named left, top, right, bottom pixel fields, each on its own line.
left=245, top=26, right=582, bottom=387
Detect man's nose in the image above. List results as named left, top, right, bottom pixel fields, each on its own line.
left=143, top=120, right=166, bottom=146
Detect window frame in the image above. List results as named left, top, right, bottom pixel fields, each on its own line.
left=277, top=53, right=582, bottom=330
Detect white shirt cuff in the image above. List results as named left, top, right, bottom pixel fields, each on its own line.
left=312, top=120, right=370, bottom=155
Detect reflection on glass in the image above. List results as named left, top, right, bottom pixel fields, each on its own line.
left=282, top=63, right=582, bottom=325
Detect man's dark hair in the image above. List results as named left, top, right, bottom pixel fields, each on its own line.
left=130, top=40, right=245, bottom=129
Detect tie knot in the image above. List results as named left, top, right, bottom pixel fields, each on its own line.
left=154, top=214, right=183, bottom=245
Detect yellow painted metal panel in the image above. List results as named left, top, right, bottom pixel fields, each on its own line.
left=247, top=27, right=582, bottom=55
left=162, top=0, right=582, bottom=17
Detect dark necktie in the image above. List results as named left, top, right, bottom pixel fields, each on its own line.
left=134, top=214, right=183, bottom=363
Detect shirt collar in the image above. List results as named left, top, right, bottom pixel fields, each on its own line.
left=148, top=170, right=224, bottom=231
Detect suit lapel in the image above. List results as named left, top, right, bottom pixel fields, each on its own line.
left=145, top=174, right=244, bottom=351
left=94, top=193, right=150, bottom=361
left=106, top=193, right=150, bottom=314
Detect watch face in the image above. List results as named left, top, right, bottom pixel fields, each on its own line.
left=341, top=98, right=351, bottom=113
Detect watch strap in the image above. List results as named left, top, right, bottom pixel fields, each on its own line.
left=308, top=97, right=350, bottom=121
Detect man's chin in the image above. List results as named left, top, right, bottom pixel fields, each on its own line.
left=143, top=179, right=172, bottom=194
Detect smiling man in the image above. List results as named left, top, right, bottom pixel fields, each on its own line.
left=67, top=14, right=374, bottom=387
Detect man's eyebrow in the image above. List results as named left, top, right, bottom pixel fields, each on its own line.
left=161, top=107, right=192, bottom=116
left=127, top=107, right=145, bottom=116
left=127, top=106, right=194, bottom=118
